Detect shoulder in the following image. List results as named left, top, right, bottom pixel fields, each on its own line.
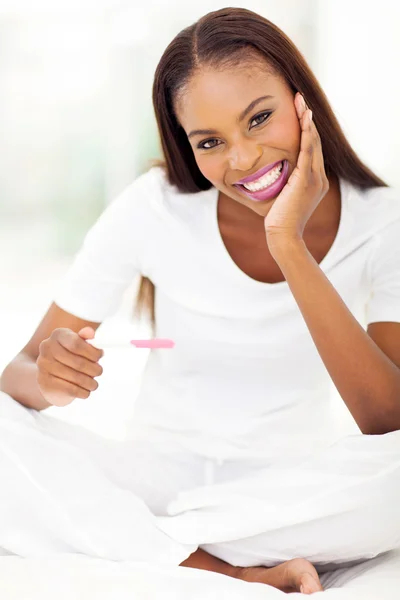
left=342, top=179, right=400, bottom=240
left=79, top=167, right=171, bottom=247
left=94, top=166, right=179, bottom=233
left=114, top=165, right=210, bottom=216
left=112, top=165, right=171, bottom=210
left=126, top=166, right=216, bottom=233
left=361, top=185, right=400, bottom=242
left=345, top=181, right=400, bottom=219
left=98, top=166, right=216, bottom=251
left=349, top=184, right=400, bottom=275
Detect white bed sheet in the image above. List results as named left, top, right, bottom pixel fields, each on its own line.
left=1, top=383, right=399, bottom=599
left=0, top=549, right=399, bottom=599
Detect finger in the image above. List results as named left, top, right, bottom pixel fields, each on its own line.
left=308, top=114, right=323, bottom=168
left=299, top=573, right=324, bottom=594
left=38, top=355, right=99, bottom=392
left=294, top=92, right=307, bottom=120
left=44, top=374, right=91, bottom=400
left=296, top=94, right=325, bottom=180
left=307, top=110, right=322, bottom=175
left=297, top=93, right=320, bottom=152
left=308, top=114, right=329, bottom=182
left=57, top=328, right=104, bottom=362
left=78, top=326, right=96, bottom=340
left=297, top=108, right=314, bottom=175
left=52, top=342, right=103, bottom=378
left=309, top=113, right=321, bottom=147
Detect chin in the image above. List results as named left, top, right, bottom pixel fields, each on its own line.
left=250, top=203, right=274, bottom=218
left=233, top=188, right=277, bottom=217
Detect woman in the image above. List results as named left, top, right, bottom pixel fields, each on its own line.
left=1, top=7, right=400, bottom=595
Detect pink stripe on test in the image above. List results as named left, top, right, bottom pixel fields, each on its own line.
left=130, top=338, right=175, bottom=349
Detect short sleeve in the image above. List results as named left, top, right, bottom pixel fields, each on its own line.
left=53, top=171, right=154, bottom=322
left=365, top=217, right=400, bottom=325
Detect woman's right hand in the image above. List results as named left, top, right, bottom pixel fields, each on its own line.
left=36, top=326, right=104, bottom=407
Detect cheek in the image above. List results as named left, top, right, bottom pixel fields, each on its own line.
left=281, top=106, right=302, bottom=152
left=261, top=113, right=301, bottom=155
left=193, top=153, right=223, bottom=184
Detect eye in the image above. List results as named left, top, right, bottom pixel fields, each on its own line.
left=197, top=138, right=221, bottom=150
left=249, top=111, right=272, bottom=128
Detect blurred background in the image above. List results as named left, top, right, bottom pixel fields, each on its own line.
left=0, top=0, right=399, bottom=438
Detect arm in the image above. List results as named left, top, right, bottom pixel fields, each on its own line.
left=264, top=93, right=400, bottom=435
left=0, top=302, right=101, bottom=411
left=269, top=237, right=400, bottom=435
left=1, top=172, right=151, bottom=410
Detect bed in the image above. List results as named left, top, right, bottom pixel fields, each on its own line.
left=0, top=549, right=399, bottom=599
left=1, top=346, right=399, bottom=598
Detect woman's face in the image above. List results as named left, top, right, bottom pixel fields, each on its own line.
left=175, top=60, right=301, bottom=217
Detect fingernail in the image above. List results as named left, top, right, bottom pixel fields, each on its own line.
left=308, top=109, right=313, bottom=123
left=300, top=94, right=306, bottom=111
left=300, top=585, right=304, bottom=594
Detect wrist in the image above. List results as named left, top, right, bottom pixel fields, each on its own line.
left=266, top=232, right=307, bottom=259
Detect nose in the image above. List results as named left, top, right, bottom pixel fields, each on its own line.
left=227, top=140, right=262, bottom=172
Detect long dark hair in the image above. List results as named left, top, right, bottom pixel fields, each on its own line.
left=134, top=7, right=387, bottom=330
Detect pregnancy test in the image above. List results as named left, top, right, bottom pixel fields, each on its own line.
left=130, top=339, right=175, bottom=348
left=86, top=337, right=175, bottom=349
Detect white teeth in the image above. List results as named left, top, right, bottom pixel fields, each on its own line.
left=242, top=162, right=283, bottom=192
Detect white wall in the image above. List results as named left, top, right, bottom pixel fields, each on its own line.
left=2, top=1, right=399, bottom=439
left=315, top=0, right=400, bottom=188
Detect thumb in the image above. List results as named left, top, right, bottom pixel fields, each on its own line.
left=78, top=326, right=96, bottom=340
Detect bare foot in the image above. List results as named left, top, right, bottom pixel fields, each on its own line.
left=235, top=558, right=324, bottom=594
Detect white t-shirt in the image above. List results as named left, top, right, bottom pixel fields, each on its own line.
left=54, top=167, right=400, bottom=463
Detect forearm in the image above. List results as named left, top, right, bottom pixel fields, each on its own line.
left=270, top=236, right=400, bottom=435
left=180, top=548, right=239, bottom=578
left=0, top=353, right=51, bottom=411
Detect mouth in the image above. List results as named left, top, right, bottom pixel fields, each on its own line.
left=234, top=160, right=283, bottom=186
left=233, top=160, right=289, bottom=203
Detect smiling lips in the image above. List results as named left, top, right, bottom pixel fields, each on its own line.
left=234, top=160, right=283, bottom=185
left=232, top=159, right=289, bottom=202
left=234, top=161, right=287, bottom=194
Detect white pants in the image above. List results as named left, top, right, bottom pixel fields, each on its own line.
left=1, top=390, right=399, bottom=587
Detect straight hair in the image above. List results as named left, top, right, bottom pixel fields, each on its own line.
left=134, top=7, right=387, bottom=330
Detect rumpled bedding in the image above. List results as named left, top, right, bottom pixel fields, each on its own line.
left=0, top=390, right=399, bottom=598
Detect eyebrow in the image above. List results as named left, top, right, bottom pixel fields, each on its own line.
left=187, top=95, right=274, bottom=140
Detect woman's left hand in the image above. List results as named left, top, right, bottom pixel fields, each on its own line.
left=264, top=93, right=329, bottom=252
